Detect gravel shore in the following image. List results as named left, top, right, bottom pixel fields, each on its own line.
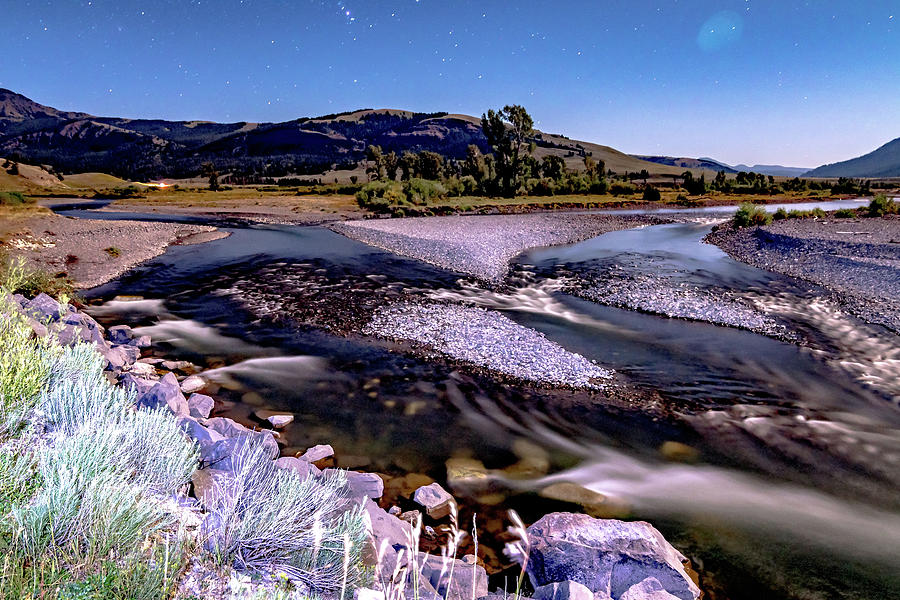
left=364, top=302, right=612, bottom=389
left=331, top=213, right=663, bottom=282
left=706, top=217, right=900, bottom=332
left=6, top=214, right=229, bottom=288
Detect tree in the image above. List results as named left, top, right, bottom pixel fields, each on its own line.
left=400, top=151, right=418, bottom=181
left=541, top=155, right=567, bottom=181
left=383, top=151, right=399, bottom=181
left=416, top=151, right=445, bottom=180
left=481, top=104, right=535, bottom=197
left=366, top=145, right=385, bottom=181
left=201, top=162, right=219, bottom=191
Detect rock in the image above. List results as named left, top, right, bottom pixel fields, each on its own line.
left=446, top=457, right=494, bottom=495
left=192, top=468, right=232, bottom=505
left=128, top=361, right=157, bottom=378
left=201, top=434, right=279, bottom=471
left=26, top=318, right=48, bottom=339
left=162, top=359, right=196, bottom=373
left=107, top=324, right=133, bottom=344
left=131, top=334, right=152, bottom=348
left=205, top=417, right=250, bottom=438
left=360, top=498, right=413, bottom=565
left=115, top=344, right=141, bottom=364
left=399, top=510, right=421, bottom=526
left=118, top=372, right=157, bottom=396
left=420, top=552, right=488, bottom=600
left=533, top=580, right=595, bottom=600
left=332, top=470, right=384, bottom=500
left=538, top=483, right=615, bottom=517
left=413, top=483, right=455, bottom=519
left=300, top=444, right=334, bottom=463
left=266, top=414, right=294, bottom=429
left=101, top=346, right=128, bottom=371
left=23, top=293, right=61, bottom=322
left=520, top=513, right=700, bottom=600
left=136, top=372, right=189, bottom=417
left=621, top=578, right=680, bottom=600
left=275, top=456, right=320, bottom=480
left=178, top=417, right=225, bottom=446
left=188, top=393, right=215, bottom=419
left=138, top=357, right=164, bottom=365
left=180, top=375, right=206, bottom=394
left=659, top=441, right=699, bottom=463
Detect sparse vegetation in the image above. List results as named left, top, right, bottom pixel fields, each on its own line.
left=0, top=191, right=32, bottom=206
left=867, top=193, right=899, bottom=217
left=0, top=253, right=76, bottom=301
left=103, top=246, right=121, bottom=258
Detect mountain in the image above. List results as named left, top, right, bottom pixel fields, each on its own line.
left=805, top=137, right=900, bottom=178
left=732, top=164, right=813, bottom=177
left=633, top=155, right=737, bottom=173
left=0, top=89, right=693, bottom=180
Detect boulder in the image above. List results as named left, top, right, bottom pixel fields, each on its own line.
left=533, top=580, right=595, bottom=600
left=200, top=433, right=279, bottom=471
left=192, top=468, right=233, bottom=505
left=180, top=375, right=206, bottom=394
left=188, top=393, right=215, bottom=419
left=178, top=417, right=225, bottom=446
left=326, top=469, right=384, bottom=501
left=26, top=318, right=48, bottom=339
left=520, top=513, right=700, bottom=600
left=107, top=324, right=133, bottom=344
left=115, top=344, right=141, bottom=364
left=131, top=334, right=152, bottom=348
left=420, top=552, right=488, bottom=600
left=621, top=578, right=680, bottom=600
left=23, top=293, right=61, bottom=322
left=360, top=498, right=413, bottom=573
left=300, top=444, right=334, bottom=463
left=136, top=372, right=189, bottom=417
left=413, top=483, right=455, bottom=519
left=275, top=456, right=320, bottom=480
left=129, top=361, right=157, bottom=378
left=119, top=372, right=157, bottom=396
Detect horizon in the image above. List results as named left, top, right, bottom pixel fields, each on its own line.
left=1, top=1, right=898, bottom=168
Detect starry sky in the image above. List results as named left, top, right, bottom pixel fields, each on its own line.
left=1, top=1, right=897, bottom=167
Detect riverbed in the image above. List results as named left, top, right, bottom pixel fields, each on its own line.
left=57, top=200, right=900, bottom=600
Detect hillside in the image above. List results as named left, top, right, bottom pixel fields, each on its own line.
left=732, top=164, right=812, bottom=177
left=0, top=89, right=690, bottom=180
left=633, top=155, right=737, bottom=173
left=806, top=136, right=900, bottom=178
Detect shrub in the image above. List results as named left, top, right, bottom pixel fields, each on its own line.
left=733, top=202, right=773, bottom=228
left=867, top=193, right=898, bottom=217
left=0, top=191, right=32, bottom=206
left=0, top=253, right=76, bottom=299
left=103, top=246, right=121, bottom=258
left=202, top=439, right=367, bottom=590
left=403, top=178, right=446, bottom=206
left=772, top=208, right=788, bottom=221
left=642, top=186, right=661, bottom=202
left=355, top=181, right=406, bottom=213
left=610, top=182, right=636, bottom=196
left=834, top=208, right=858, bottom=218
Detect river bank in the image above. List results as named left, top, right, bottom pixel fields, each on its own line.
left=2, top=211, right=229, bottom=288
left=706, top=215, right=900, bottom=333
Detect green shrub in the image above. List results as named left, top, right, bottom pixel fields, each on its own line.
left=355, top=181, right=406, bottom=213
left=642, top=186, right=661, bottom=202
left=403, top=178, right=446, bottom=206
left=834, top=208, right=858, bottom=218
left=610, top=182, right=636, bottom=196
left=867, top=193, right=898, bottom=217
left=733, top=202, right=773, bottom=228
left=0, top=191, right=32, bottom=206
left=772, top=208, right=788, bottom=221
left=0, top=253, right=76, bottom=299
left=103, top=247, right=121, bottom=258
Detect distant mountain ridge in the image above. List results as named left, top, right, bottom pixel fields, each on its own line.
left=632, top=155, right=737, bottom=173
left=805, top=137, right=900, bottom=178
left=0, top=89, right=692, bottom=180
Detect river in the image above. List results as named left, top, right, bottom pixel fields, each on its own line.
left=58, top=199, right=900, bottom=600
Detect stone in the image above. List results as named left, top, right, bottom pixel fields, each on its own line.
left=205, top=416, right=250, bottom=438
left=107, top=324, right=133, bottom=344
left=300, top=444, right=334, bottom=463
left=200, top=434, right=279, bottom=471
left=115, top=344, right=141, bottom=364
left=178, top=417, right=225, bottom=446
left=420, top=552, right=488, bottom=600
left=335, top=470, right=384, bottom=500
left=266, top=414, right=294, bottom=428
left=275, top=456, right=320, bottom=480
left=538, top=483, right=612, bottom=516
left=100, top=346, right=127, bottom=371
left=532, top=580, right=595, bottom=600
left=180, top=375, right=206, bottom=394
left=188, top=393, right=215, bottom=419
left=446, top=457, right=494, bottom=495
left=131, top=334, right=152, bottom=348
left=191, top=468, right=232, bottom=505
left=413, top=483, right=455, bottom=519
left=23, top=293, right=61, bottom=322
left=360, top=498, right=413, bottom=568
left=399, top=510, right=421, bottom=526
left=162, top=359, right=195, bottom=372
left=620, top=578, right=680, bottom=600
left=520, top=513, right=700, bottom=600
left=27, top=318, right=48, bottom=338
left=136, top=372, right=189, bottom=417
left=118, top=372, right=157, bottom=396
left=128, top=361, right=157, bottom=378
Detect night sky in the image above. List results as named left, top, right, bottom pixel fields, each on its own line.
left=1, top=1, right=897, bottom=167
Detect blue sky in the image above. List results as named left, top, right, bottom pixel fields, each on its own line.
left=1, top=1, right=897, bottom=167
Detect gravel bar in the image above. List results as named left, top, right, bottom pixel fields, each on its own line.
left=363, top=302, right=612, bottom=389
left=706, top=217, right=900, bottom=332
left=331, top=213, right=662, bottom=282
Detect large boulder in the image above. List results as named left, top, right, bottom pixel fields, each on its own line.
left=23, top=293, right=61, bottom=322
left=107, top=324, right=134, bottom=345
left=325, top=469, right=384, bottom=501
left=521, top=513, right=699, bottom=600
left=188, top=393, right=215, bottom=419
left=413, top=483, right=455, bottom=519
left=136, top=372, right=189, bottom=417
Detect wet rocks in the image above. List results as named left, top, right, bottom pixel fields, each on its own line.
left=180, top=374, right=207, bottom=394
left=301, top=444, right=334, bottom=463
left=266, top=414, right=294, bottom=428
left=136, top=372, right=189, bottom=417
left=365, top=302, right=612, bottom=389
left=518, top=513, right=700, bottom=600
left=188, top=393, right=215, bottom=419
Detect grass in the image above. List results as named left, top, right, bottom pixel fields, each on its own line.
left=868, top=193, right=899, bottom=217
left=0, top=191, right=33, bottom=206
left=733, top=203, right=773, bottom=228
left=0, top=252, right=76, bottom=302
left=103, top=246, right=121, bottom=258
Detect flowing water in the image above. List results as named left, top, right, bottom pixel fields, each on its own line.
left=59, top=201, right=900, bottom=600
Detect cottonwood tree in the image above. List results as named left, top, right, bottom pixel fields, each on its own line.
left=201, top=162, right=219, bottom=191
left=366, top=145, right=385, bottom=180
left=481, top=105, right=535, bottom=197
